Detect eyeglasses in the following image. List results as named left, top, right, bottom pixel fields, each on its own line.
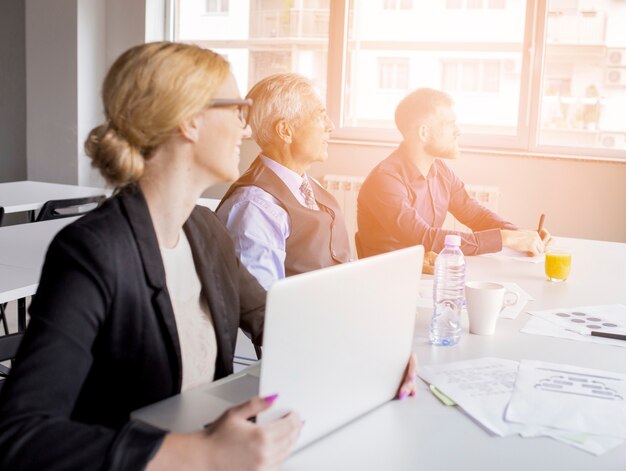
left=207, top=98, right=253, bottom=127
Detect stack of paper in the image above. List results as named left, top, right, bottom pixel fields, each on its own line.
left=523, top=304, right=626, bottom=348
left=419, top=357, right=625, bottom=455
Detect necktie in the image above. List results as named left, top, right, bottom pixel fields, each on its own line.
left=299, top=176, right=319, bottom=210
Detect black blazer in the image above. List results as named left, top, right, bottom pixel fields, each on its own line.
left=0, top=185, right=266, bottom=470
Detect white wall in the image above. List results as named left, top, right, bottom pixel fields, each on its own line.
left=26, top=0, right=79, bottom=184
left=0, top=0, right=26, bottom=183
left=26, top=0, right=152, bottom=187
left=77, top=0, right=107, bottom=187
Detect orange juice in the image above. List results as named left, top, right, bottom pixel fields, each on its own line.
left=545, top=250, right=572, bottom=282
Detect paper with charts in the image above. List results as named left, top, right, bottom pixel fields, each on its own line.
left=419, top=357, right=624, bottom=455
left=524, top=304, right=626, bottom=347
left=419, top=357, right=524, bottom=437
left=506, top=360, right=626, bottom=440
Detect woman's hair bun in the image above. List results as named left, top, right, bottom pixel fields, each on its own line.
left=84, top=124, right=144, bottom=187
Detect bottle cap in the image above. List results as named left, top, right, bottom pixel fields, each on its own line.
left=444, top=235, right=461, bottom=247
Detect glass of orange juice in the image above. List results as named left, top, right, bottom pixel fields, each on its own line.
left=545, top=247, right=572, bottom=282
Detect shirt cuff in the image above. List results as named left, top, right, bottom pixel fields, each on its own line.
left=474, top=228, right=504, bottom=255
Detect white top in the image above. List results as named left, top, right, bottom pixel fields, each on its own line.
left=160, top=230, right=217, bottom=392
left=0, top=180, right=109, bottom=214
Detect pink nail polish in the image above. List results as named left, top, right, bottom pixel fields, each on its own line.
left=263, top=393, right=279, bottom=404
left=398, top=390, right=408, bottom=401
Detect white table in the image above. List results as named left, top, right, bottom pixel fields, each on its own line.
left=0, top=180, right=108, bottom=221
left=0, top=217, right=78, bottom=269
left=136, top=237, right=626, bottom=470
left=282, top=237, right=626, bottom=471
left=0, top=265, right=39, bottom=306
left=0, top=218, right=78, bottom=332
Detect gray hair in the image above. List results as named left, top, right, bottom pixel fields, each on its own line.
left=246, top=73, right=319, bottom=149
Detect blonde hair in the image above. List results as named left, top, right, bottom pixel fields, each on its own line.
left=245, top=73, right=319, bottom=150
left=85, top=42, right=230, bottom=187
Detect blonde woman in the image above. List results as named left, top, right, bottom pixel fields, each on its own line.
left=0, top=42, right=300, bottom=471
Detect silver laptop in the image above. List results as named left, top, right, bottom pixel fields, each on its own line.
left=132, top=245, right=423, bottom=451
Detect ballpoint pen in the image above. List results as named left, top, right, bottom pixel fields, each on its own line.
left=591, top=331, right=626, bottom=341
left=537, top=213, right=546, bottom=234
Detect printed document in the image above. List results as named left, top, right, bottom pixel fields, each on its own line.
left=506, top=360, right=626, bottom=439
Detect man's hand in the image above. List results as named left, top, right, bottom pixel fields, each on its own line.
left=501, top=229, right=547, bottom=256
left=422, top=251, right=437, bottom=275
left=539, top=228, right=552, bottom=248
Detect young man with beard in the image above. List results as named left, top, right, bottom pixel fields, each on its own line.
left=356, top=88, right=550, bottom=258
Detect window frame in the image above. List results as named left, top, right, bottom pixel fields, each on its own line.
left=168, top=0, right=626, bottom=161
left=326, top=0, right=626, bottom=160
left=204, top=0, right=229, bottom=15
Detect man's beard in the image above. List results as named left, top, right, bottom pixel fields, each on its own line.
left=424, top=137, right=459, bottom=159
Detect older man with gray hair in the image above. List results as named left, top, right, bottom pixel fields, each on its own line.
left=217, top=73, right=351, bottom=290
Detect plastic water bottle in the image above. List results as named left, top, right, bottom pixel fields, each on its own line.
left=429, top=235, right=465, bottom=346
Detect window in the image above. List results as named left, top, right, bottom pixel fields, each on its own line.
left=489, top=0, right=506, bottom=8
left=205, top=0, right=228, bottom=14
left=384, top=0, right=413, bottom=10
left=446, top=0, right=463, bottom=9
left=172, top=0, right=626, bottom=159
left=442, top=60, right=501, bottom=94
left=343, top=0, right=523, bottom=135
left=538, top=5, right=626, bottom=151
left=378, top=58, right=409, bottom=90
left=447, top=0, right=507, bottom=10
left=175, top=0, right=329, bottom=102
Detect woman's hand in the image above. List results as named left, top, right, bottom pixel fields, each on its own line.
left=396, top=353, right=418, bottom=400
left=148, top=395, right=301, bottom=471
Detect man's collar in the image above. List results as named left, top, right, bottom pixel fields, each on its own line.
left=397, top=144, right=438, bottom=181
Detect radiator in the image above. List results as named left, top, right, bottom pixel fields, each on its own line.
left=323, top=174, right=364, bottom=259
left=323, top=174, right=500, bottom=257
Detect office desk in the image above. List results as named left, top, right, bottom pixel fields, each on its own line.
left=0, top=180, right=107, bottom=221
left=136, top=237, right=626, bottom=471
left=0, top=218, right=78, bottom=331
left=0, top=217, right=78, bottom=269
left=0, top=265, right=39, bottom=305
left=283, top=237, right=626, bottom=471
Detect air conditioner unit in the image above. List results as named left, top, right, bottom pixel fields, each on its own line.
left=604, top=68, right=626, bottom=86
left=607, top=48, right=626, bottom=67
left=599, top=132, right=626, bottom=149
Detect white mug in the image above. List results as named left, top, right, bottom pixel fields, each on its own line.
left=465, top=282, right=518, bottom=335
